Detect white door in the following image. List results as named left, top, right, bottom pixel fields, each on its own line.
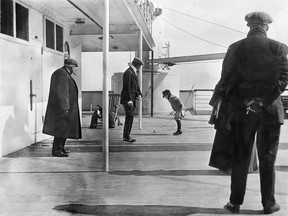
left=28, top=40, right=43, bottom=143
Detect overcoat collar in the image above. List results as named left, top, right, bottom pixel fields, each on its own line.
left=130, top=64, right=137, bottom=75
left=247, top=28, right=267, bottom=37
left=62, top=66, right=73, bottom=76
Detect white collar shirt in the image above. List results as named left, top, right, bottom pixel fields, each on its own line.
left=130, top=64, right=137, bottom=75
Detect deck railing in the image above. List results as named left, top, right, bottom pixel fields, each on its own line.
left=192, top=89, right=214, bottom=114
left=180, top=89, right=213, bottom=115
left=181, top=89, right=288, bottom=115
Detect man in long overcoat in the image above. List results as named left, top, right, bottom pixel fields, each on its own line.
left=43, top=58, right=82, bottom=157
left=120, top=57, right=143, bottom=142
left=211, top=12, right=288, bottom=214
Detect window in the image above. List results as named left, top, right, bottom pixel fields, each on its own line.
left=64, top=41, right=70, bottom=59
left=46, top=19, right=54, bottom=49
left=16, top=3, right=29, bottom=41
left=0, top=0, right=29, bottom=41
left=0, top=0, right=13, bottom=36
left=56, top=24, right=63, bottom=52
left=45, top=19, right=63, bottom=52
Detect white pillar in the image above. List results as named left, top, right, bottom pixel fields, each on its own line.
left=102, top=0, right=109, bottom=172
left=138, top=29, right=143, bottom=129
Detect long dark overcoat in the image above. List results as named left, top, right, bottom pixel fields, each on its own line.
left=217, top=28, right=288, bottom=124
left=209, top=28, right=288, bottom=172
left=43, top=67, right=82, bottom=139
left=120, top=67, right=141, bottom=107
left=209, top=98, right=258, bottom=173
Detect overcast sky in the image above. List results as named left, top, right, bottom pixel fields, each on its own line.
left=150, top=0, right=288, bottom=89
left=152, top=0, right=288, bottom=57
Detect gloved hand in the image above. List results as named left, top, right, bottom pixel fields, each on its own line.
left=127, top=100, right=133, bottom=107
left=246, top=98, right=263, bottom=114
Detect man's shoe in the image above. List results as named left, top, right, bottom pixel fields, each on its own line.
left=123, top=138, right=136, bottom=142
left=224, top=201, right=240, bottom=213
left=52, top=151, right=69, bottom=157
left=62, top=148, right=70, bottom=154
left=173, top=130, right=182, bottom=135
left=264, top=203, right=280, bottom=214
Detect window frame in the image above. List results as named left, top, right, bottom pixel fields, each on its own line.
left=15, top=2, right=29, bottom=41
left=56, top=24, right=63, bottom=52
left=45, top=18, right=55, bottom=50
left=0, top=0, right=30, bottom=43
left=0, top=0, right=14, bottom=37
left=64, top=41, right=70, bottom=59
left=44, top=17, right=64, bottom=53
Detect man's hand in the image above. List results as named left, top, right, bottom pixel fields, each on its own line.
left=246, top=98, right=263, bottom=114
left=169, top=111, right=176, bottom=116
left=62, top=110, right=69, bottom=118
left=127, top=101, right=133, bottom=107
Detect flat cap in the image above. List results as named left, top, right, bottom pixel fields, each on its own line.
left=132, top=57, right=144, bottom=66
left=245, top=12, right=273, bottom=25
left=162, top=89, right=171, bottom=97
left=64, top=58, right=78, bottom=67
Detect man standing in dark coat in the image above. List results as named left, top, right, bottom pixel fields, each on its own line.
left=43, top=58, right=82, bottom=157
left=214, top=12, right=288, bottom=214
left=120, top=57, right=143, bottom=142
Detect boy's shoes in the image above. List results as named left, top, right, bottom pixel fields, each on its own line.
left=224, top=201, right=240, bottom=213
left=173, top=130, right=182, bottom=135
left=264, top=203, right=280, bottom=214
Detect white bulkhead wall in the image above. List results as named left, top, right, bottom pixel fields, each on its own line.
left=0, top=4, right=82, bottom=157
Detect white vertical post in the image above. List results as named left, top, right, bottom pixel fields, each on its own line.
left=102, top=0, right=109, bottom=172
left=138, top=29, right=143, bottom=129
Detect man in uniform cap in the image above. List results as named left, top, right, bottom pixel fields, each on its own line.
left=120, top=57, right=143, bottom=142
left=43, top=58, right=82, bottom=157
left=210, top=12, right=288, bottom=214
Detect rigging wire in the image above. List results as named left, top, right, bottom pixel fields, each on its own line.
left=164, top=7, right=246, bottom=35
left=160, top=17, right=228, bottom=49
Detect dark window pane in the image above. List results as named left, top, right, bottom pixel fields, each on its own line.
left=56, top=25, right=63, bottom=52
left=0, top=0, right=13, bottom=36
left=16, top=3, right=29, bottom=41
left=46, top=19, right=54, bottom=49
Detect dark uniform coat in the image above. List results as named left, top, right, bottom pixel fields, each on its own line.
left=120, top=67, right=141, bottom=107
left=209, top=28, right=288, bottom=172
left=43, top=67, right=82, bottom=139
left=219, top=28, right=288, bottom=123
